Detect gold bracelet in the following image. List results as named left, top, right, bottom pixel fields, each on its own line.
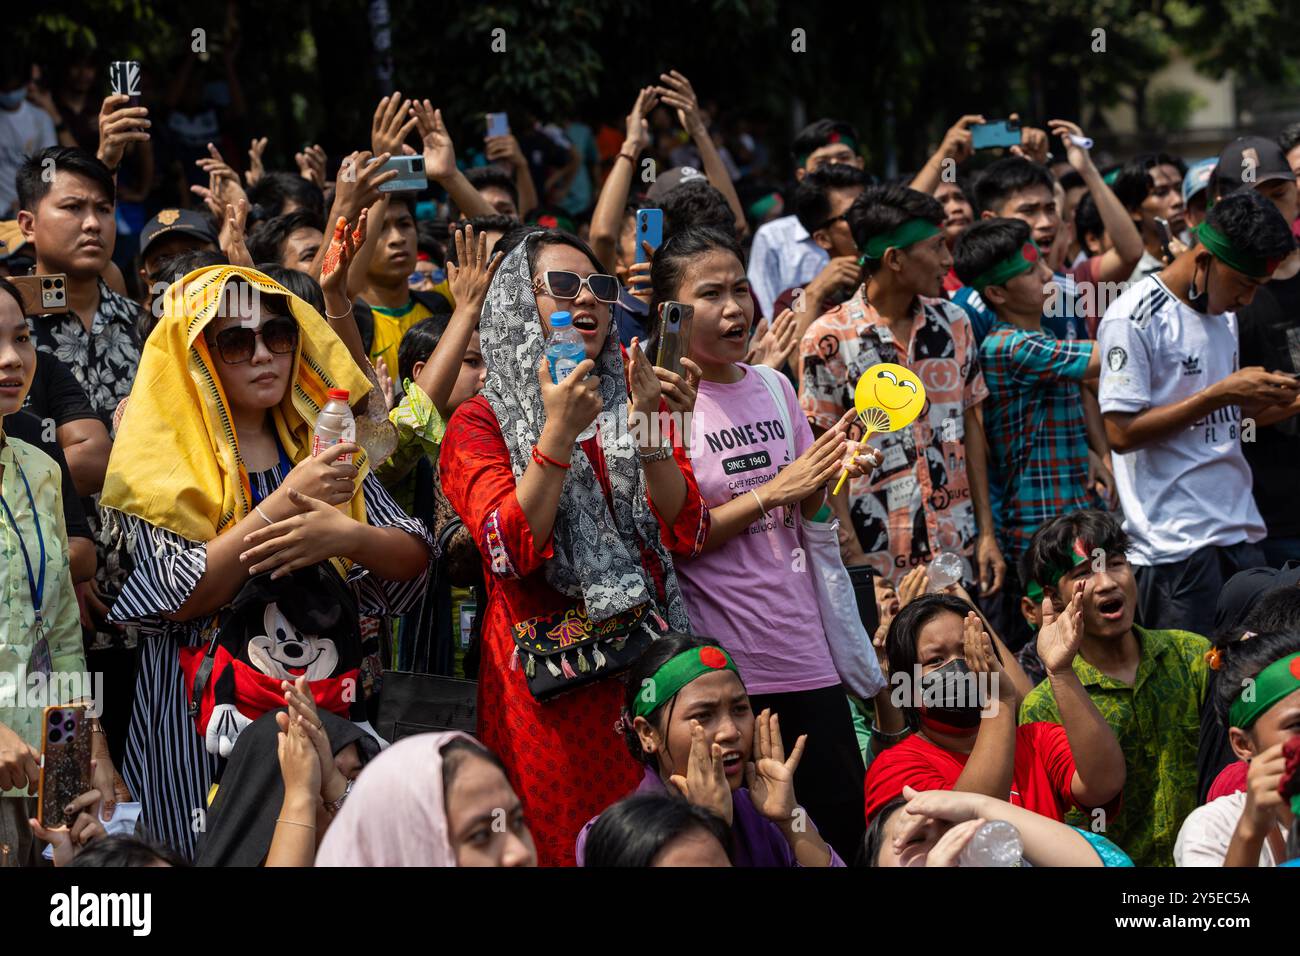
left=276, top=818, right=316, bottom=829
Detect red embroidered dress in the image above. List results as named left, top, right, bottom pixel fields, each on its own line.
left=440, top=395, right=708, bottom=866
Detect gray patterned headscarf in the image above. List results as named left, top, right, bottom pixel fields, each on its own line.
left=479, top=233, right=689, bottom=630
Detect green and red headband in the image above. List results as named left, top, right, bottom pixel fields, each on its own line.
left=632, top=645, right=741, bottom=720
left=1195, top=222, right=1284, bottom=279
left=971, top=240, right=1042, bottom=293
left=1229, top=652, right=1300, bottom=730
left=859, top=218, right=942, bottom=264
left=796, top=130, right=859, bottom=168
left=1026, top=536, right=1092, bottom=602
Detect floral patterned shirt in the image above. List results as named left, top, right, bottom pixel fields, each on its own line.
left=798, top=286, right=988, bottom=584
left=29, top=278, right=143, bottom=431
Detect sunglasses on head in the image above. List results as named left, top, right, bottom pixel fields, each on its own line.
left=533, top=270, right=620, bottom=304
left=213, top=317, right=299, bottom=364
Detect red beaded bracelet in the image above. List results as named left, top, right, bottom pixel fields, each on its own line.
left=531, top=445, right=571, bottom=470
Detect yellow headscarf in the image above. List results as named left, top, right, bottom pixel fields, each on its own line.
left=102, top=265, right=373, bottom=542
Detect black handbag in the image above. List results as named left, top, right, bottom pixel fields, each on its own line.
left=511, top=602, right=666, bottom=703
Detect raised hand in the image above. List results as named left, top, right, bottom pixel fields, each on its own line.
left=373, top=356, right=394, bottom=411
left=1037, top=578, right=1084, bottom=676
left=372, top=92, right=420, bottom=159
left=1008, top=113, right=1049, bottom=164
left=320, top=209, right=367, bottom=296
left=275, top=709, right=321, bottom=801
left=626, top=336, right=663, bottom=426
left=668, top=719, right=733, bottom=827
left=411, top=100, right=458, bottom=182
left=655, top=69, right=705, bottom=137
left=624, top=86, right=657, bottom=152
left=218, top=198, right=253, bottom=267
left=745, top=308, right=799, bottom=370
left=939, top=114, right=986, bottom=166
left=897, top=564, right=930, bottom=608
left=745, top=709, right=805, bottom=826
left=447, top=224, right=504, bottom=319
left=295, top=144, right=328, bottom=188
left=96, top=93, right=150, bottom=171
left=963, top=611, right=1016, bottom=709
left=246, top=136, right=268, bottom=186
left=332, top=150, right=397, bottom=223
left=1048, top=119, right=1092, bottom=174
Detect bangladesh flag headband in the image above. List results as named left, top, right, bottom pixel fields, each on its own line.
left=1229, top=652, right=1300, bottom=730
left=632, top=645, right=741, bottom=720
left=1025, top=536, right=1092, bottom=602
left=796, top=130, right=858, bottom=167
left=859, top=218, right=942, bottom=264
left=1195, top=222, right=1283, bottom=279
left=971, top=240, right=1042, bottom=293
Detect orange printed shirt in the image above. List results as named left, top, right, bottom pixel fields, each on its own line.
left=798, top=287, right=988, bottom=584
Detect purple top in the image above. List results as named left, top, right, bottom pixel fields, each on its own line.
left=575, top=767, right=846, bottom=867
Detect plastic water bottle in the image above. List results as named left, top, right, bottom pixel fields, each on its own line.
left=958, top=820, right=1024, bottom=867
left=545, top=311, right=596, bottom=442
left=927, top=551, right=965, bottom=592
left=312, top=388, right=356, bottom=463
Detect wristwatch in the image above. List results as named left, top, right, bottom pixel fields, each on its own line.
left=324, top=777, right=354, bottom=814
left=637, top=441, right=673, bottom=462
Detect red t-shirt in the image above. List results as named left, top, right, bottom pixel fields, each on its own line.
left=865, top=722, right=1082, bottom=823
left=1206, top=760, right=1249, bottom=802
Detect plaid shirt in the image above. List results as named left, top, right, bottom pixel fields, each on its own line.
left=799, top=287, right=987, bottom=583
left=979, top=321, right=1094, bottom=560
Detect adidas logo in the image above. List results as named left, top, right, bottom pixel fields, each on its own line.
left=1181, top=355, right=1202, bottom=375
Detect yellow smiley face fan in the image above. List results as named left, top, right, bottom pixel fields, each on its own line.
left=831, top=362, right=927, bottom=495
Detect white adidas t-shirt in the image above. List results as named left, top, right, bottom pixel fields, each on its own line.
left=1097, top=275, right=1265, bottom=566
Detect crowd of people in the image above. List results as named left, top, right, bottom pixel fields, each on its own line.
left=3, top=46, right=1300, bottom=870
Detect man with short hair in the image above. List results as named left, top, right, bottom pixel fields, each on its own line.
left=799, top=184, right=1004, bottom=596
left=136, top=207, right=218, bottom=310
left=16, top=146, right=142, bottom=426
left=747, top=119, right=865, bottom=318
left=954, top=217, right=1101, bottom=649
left=1111, top=152, right=1188, bottom=283
left=770, top=163, right=868, bottom=324
left=245, top=210, right=324, bottom=272
left=353, top=195, right=451, bottom=385
left=1018, top=509, right=1211, bottom=867
left=460, top=166, right=521, bottom=220
left=1098, top=189, right=1300, bottom=631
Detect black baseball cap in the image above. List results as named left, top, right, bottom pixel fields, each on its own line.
left=1213, top=136, right=1296, bottom=196
left=139, top=208, right=218, bottom=258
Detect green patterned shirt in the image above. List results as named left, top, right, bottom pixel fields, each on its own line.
left=1018, top=626, right=1209, bottom=867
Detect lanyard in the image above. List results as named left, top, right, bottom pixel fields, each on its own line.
left=0, top=456, right=45, bottom=631
left=250, top=441, right=293, bottom=506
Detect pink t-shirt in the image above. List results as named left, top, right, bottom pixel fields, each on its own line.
left=677, top=364, right=839, bottom=695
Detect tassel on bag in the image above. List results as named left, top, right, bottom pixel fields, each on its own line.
left=560, top=653, right=577, bottom=679
left=577, top=647, right=590, bottom=673
left=592, top=646, right=607, bottom=670
left=650, top=608, right=667, bottom=631
left=545, top=656, right=563, bottom=678
left=525, top=653, right=537, bottom=678
left=509, top=647, right=520, bottom=671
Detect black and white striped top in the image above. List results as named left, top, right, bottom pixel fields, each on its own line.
left=108, top=465, right=434, bottom=860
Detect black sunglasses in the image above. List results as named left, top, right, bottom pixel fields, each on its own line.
left=534, top=270, right=621, bottom=304
left=213, top=317, right=299, bottom=364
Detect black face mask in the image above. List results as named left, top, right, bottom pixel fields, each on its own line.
left=918, top=658, right=983, bottom=732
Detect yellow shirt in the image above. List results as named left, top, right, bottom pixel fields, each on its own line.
left=0, top=437, right=85, bottom=795
left=369, top=298, right=435, bottom=381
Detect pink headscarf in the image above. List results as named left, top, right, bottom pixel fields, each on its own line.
left=315, top=731, right=476, bottom=867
